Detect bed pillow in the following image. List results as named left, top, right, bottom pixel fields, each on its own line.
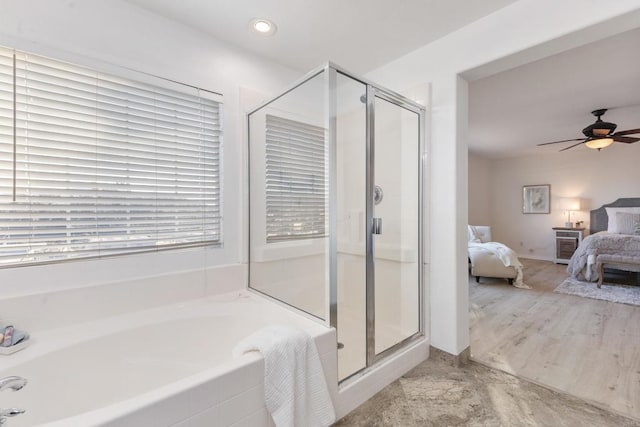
left=468, top=225, right=481, bottom=243
left=615, top=212, right=640, bottom=235
left=605, top=207, right=640, bottom=233
left=468, top=225, right=492, bottom=243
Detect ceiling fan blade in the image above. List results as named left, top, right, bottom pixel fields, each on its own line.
left=613, top=128, right=640, bottom=136
left=537, top=138, right=585, bottom=146
left=559, top=141, right=586, bottom=152
left=613, top=135, right=640, bottom=144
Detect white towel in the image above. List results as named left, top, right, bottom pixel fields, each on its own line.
left=232, top=325, right=336, bottom=427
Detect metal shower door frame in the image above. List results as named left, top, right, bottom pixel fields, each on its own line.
left=246, top=62, right=425, bottom=382
left=325, top=63, right=425, bottom=379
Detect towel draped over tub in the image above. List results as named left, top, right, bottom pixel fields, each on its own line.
left=233, top=325, right=336, bottom=427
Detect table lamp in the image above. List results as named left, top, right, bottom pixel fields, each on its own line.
left=559, top=197, right=581, bottom=228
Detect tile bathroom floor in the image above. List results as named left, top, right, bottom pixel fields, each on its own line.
left=335, top=351, right=640, bottom=426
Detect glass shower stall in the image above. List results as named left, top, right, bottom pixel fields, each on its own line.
left=248, top=63, right=424, bottom=381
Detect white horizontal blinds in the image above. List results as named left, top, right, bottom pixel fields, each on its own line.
left=265, top=114, right=327, bottom=242
left=0, top=47, right=19, bottom=265
left=11, top=50, right=101, bottom=264
left=93, top=71, right=222, bottom=255
left=0, top=47, right=13, bottom=208
left=0, top=48, right=222, bottom=266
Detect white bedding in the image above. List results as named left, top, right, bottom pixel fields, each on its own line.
left=468, top=241, right=529, bottom=289
left=567, top=231, right=640, bottom=281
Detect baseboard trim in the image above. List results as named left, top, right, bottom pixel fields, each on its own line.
left=429, top=345, right=470, bottom=367
left=518, top=255, right=553, bottom=262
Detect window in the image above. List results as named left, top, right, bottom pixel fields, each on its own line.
left=265, top=114, right=327, bottom=242
left=0, top=46, right=222, bottom=267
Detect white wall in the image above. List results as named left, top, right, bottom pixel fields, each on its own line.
left=366, top=0, right=640, bottom=355
left=0, top=0, right=300, bottom=296
left=474, top=142, right=640, bottom=260
left=468, top=154, right=491, bottom=226
left=4, top=0, right=640, bottom=357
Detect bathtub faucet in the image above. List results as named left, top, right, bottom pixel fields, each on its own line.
left=0, top=408, right=26, bottom=424
left=0, top=377, right=27, bottom=392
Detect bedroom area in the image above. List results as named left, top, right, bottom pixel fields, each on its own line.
left=466, top=26, right=640, bottom=420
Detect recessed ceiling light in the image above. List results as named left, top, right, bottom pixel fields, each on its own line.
left=250, top=18, right=277, bottom=36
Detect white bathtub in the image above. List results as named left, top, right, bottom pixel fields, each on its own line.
left=0, top=292, right=337, bottom=426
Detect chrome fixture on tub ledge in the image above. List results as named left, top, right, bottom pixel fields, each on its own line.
left=0, top=376, right=27, bottom=392
left=0, top=408, right=26, bottom=424
left=0, top=376, right=27, bottom=424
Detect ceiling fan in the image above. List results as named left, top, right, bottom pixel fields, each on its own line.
left=537, top=108, right=640, bottom=152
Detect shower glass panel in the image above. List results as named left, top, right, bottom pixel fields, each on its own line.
left=335, top=72, right=367, bottom=379
left=248, top=71, right=328, bottom=320
left=372, top=94, right=420, bottom=355
left=248, top=64, right=424, bottom=383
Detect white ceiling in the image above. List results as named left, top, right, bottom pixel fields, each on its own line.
left=468, top=27, right=640, bottom=159
left=123, top=1, right=639, bottom=159
left=124, top=0, right=516, bottom=74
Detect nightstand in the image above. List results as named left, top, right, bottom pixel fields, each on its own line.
left=552, top=227, right=585, bottom=264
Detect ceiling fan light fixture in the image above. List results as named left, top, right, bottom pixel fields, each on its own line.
left=585, top=137, right=614, bottom=150
left=538, top=108, right=639, bottom=152
left=592, top=128, right=611, bottom=136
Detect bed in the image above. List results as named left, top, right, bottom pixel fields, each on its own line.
left=566, top=198, right=640, bottom=282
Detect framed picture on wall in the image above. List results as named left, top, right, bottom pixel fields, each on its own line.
left=522, top=184, right=550, bottom=214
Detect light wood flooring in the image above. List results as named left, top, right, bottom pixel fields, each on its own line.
left=470, top=258, right=640, bottom=421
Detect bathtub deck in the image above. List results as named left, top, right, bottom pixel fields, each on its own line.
left=0, top=291, right=337, bottom=427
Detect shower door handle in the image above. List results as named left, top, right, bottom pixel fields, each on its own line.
left=372, top=218, right=383, bottom=235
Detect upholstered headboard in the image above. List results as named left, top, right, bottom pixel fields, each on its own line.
left=590, top=198, right=640, bottom=234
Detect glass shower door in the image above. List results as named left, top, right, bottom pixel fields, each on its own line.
left=335, top=71, right=367, bottom=380
left=371, top=91, right=421, bottom=357
left=247, top=64, right=424, bottom=382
